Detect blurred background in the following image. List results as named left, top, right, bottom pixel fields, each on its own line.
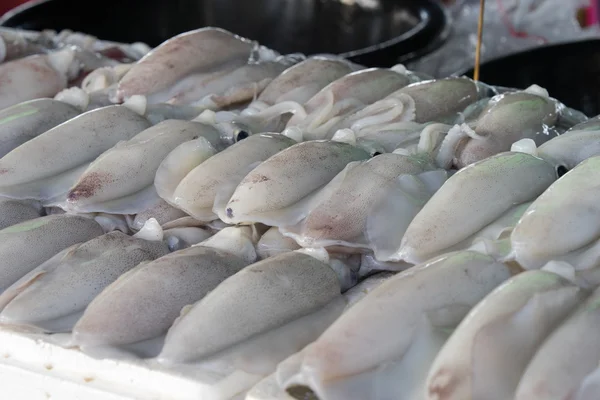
left=1, top=0, right=599, bottom=113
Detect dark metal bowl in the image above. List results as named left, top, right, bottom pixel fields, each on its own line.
left=0, top=0, right=450, bottom=67
left=459, top=39, right=600, bottom=117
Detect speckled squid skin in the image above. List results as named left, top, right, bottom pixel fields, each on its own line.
left=0, top=214, right=104, bottom=293
left=0, top=231, right=169, bottom=332
left=221, top=140, right=370, bottom=225
left=510, top=155, right=600, bottom=270
left=0, top=105, right=151, bottom=201
left=0, top=98, right=80, bottom=158
left=277, top=251, right=511, bottom=400
left=72, top=244, right=250, bottom=347
left=171, top=133, right=296, bottom=221
left=399, top=152, right=557, bottom=264
left=514, top=285, right=600, bottom=400
left=425, top=270, right=587, bottom=400
left=115, top=28, right=255, bottom=103
left=0, top=198, right=42, bottom=230
left=158, top=251, right=340, bottom=364
left=66, top=120, right=221, bottom=214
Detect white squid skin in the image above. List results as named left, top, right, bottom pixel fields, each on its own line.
left=0, top=231, right=169, bottom=332
left=0, top=214, right=104, bottom=293
left=510, top=155, right=600, bottom=272
left=256, top=227, right=301, bottom=260
left=280, top=153, right=439, bottom=253
left=277, top=251, right=513, bottom=400
left=71, top=227, right=255, bottom=347
left=425, top=270, right=587, bottom=400
left=448, top=90, right=559, bottom=169
left=115, top=28, right=257, bottom=103
left=163, top=227, right=213, bottom=250
left=284, top=68, right=412, bottom=140
left=399, top=152, right=557, bottom=264
left=397, top=77, right=488, bottom=124
left=0, top=105, right=151, bottom=202
left=534, top=127, right=600, bottom=171
left=65, top=119, right=221, bottom=214
left=166, top=57, right=296, bottom=108
left=219, top=140, right=370, bottom=226
left=0, top=48, right=79, bottom=110
left=0, top=98, right=80, bottom=158
left=154, top=136, right=220, bottom=206
left=158, top=250, right=341, bottom=364
left=171, top=133, right=297, bottom=221
left=514, top=285, right=600, bottom=400
left=0, top=198, right=43, bottom=230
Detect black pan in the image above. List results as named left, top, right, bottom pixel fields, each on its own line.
left=459, top=39, right=600, bottom=117
left=0, top=0, right=450, bottom=67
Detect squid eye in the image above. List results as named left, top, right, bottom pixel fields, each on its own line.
left=235, top=130, right=250, bottom=141
left=556, top=165, right=568, bottom=177
left=372, top=151, right=382, bottom=157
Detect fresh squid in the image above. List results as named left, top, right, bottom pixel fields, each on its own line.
left=128, top=199, right=188, bottom=231
left=167, top=55, right=301, bottom=108
left=434, top=85, right=563, bottom=169
left=217, top=139, right=371, bottom=226
left=0, top=214, right=104, bottom=293
left=514, top=285, right=600, bottom=400
left=71, top=226, right=255, bottom=348
left=64, top=119, right=222, bottom=214
left=283, top=68, right=413, bottom=140
left=256, top=227, right=301, bottom=259
left=425, top=270, right=587, bottom=400
left=158, top=249, right=343, bottom=364
left=0, top=105, right=151, bottom=202
left=281, top=152, right=446, bottom=258
left=169, top=133, right=297, bottom=221
left=0, top=231, right=169, bottom=332
left=163, top=227, right=214, bottom=251
left=398, top=152, right=557, bottom=264
left=115, top=28, right=264, bottom=103
left=0, top=98, right=81, bottom=158
left=0, top=48, right=80, bottom=110
left=509, top=155, right=600, bottom=283
left=276, top=251, right=513, bottom=400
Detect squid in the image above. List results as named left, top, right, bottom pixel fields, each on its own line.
left=425, top=270, right=587, bottom=400
left=280, top=152, right=446, bottom=258
left=163, top=227, right=214, bottom=251
left=283, top=68, right=412, bottom=140
left=0, top=214, right=104, bottom=292
left=71, top=227, right=255, bottom=348
left=509, top=155, right=600, bottom=285
left=229, top=56, right=358, bottom=135
left=514, top=285, right=600, bottom=400
left=169, top=133, right=297, bottom=221
left=0, top=98, right=81, bottom=158
left=398, top=152, right=557, bottom=264
left=0, top=105, right=151, bottom=202
left=64, top=119, right=222, bottom=214
left=276, top=251, right=513, bottom=400
left=217, top=138, right=371, bottom=226
left=434, top=85, right=566, bottom=169
left=166, top=55, right=301, bottom=108
left=0, top=231, right=169, bottom=332
left=115, top=28, right=266, bottom=103
left=0, top=48, right=80, bottom=110
left=158, top=249, right=344, bottom=364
